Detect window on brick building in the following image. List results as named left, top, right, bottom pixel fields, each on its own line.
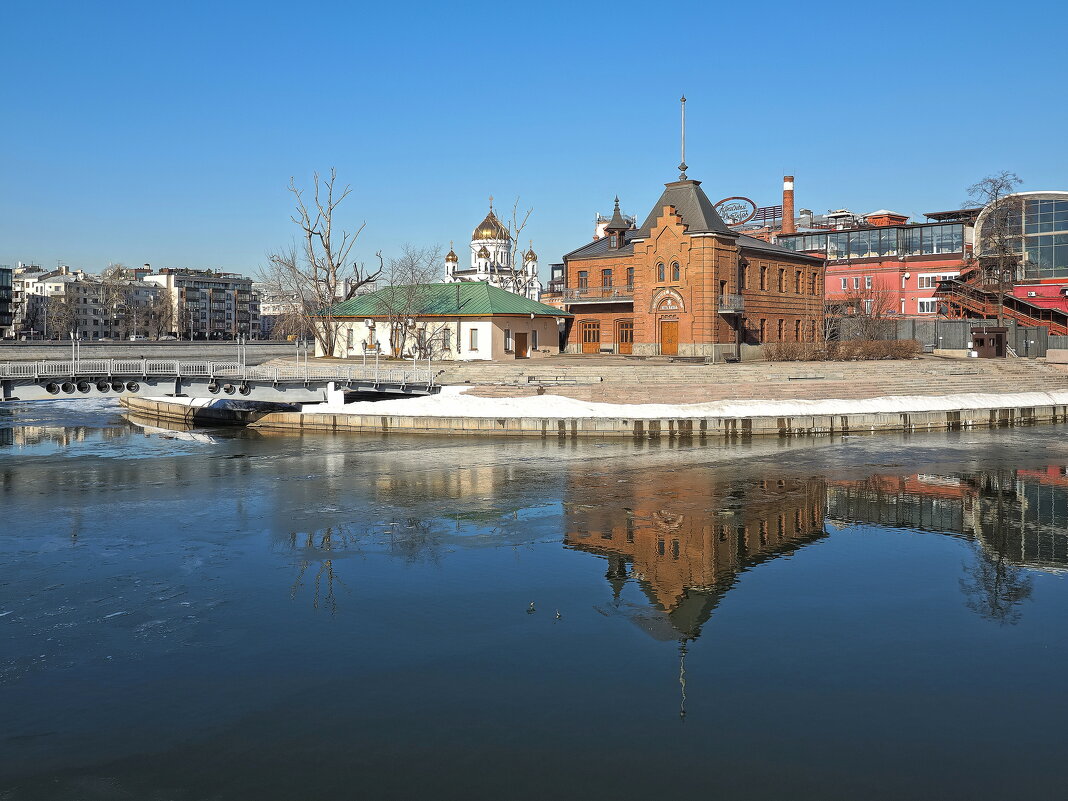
left=794, top=319, right=801, bottom=340
left=741, top=263, right=749, bottom=289
left=601, top=269, right=612, bottom=288
left=759, top=318, right=766, bottom=342
left=840, top=277, right=848, bottom=290
left=810, top=320, right=818, bottom=341
left=671, top=261, right=680, bottom=281
left=852, top=276, right=860, bottom=290
left=778, top=269, right=785, bottom=293
left=865, top=276, right=873, bottom=289
left=657, top=263, right=665, bottom=282
left=777, top=319, right=785, bottom=341
left=760, top=266, right=768, bottom=290
left=577, top=271, right=588, bottom=289
left=795, top=270, right=802, bottom=293
left=626, top=266, right=634, bottom=288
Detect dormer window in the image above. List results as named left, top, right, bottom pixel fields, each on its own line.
left=610, top=233, right=619, bottom=248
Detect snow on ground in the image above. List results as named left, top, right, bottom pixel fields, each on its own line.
left=293, top=385, right=1068, bottom=420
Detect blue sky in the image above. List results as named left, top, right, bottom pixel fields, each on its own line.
left=2, top=0, right=1065, bottom=277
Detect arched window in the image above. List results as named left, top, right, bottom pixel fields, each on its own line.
left=671, top=261, right=680, bottom=281
left=657, top=263, right=665, bottom=282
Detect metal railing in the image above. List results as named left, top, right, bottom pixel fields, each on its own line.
left=0, top=359, right=437, bottom=387
left=544, top=284, right=635, bottom=302
left=717, top=293, right=745, bottom=313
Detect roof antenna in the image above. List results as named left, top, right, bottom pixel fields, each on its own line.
left=678, top=95, right=688, bottom=180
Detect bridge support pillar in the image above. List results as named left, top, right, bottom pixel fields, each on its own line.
left=326, top=381, right=345, bottom=406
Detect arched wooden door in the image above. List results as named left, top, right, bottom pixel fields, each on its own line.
left=580, top=321, right=601, bottom=354
left=659, top=320, right=678, bottom=356
left=617, top=320, right=633, bottom=355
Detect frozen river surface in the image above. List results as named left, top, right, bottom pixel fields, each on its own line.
left=2, top=399, right=1068, bottom=799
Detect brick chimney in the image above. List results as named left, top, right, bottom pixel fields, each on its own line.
left=782, top=175, right=796, bottom=234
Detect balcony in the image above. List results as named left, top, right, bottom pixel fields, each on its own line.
left=718, top=293, right=744, bottom=314
left=544, top=284, right=635, bottom=304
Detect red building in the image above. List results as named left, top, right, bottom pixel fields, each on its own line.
left=776, top=208, right=977, bottom=319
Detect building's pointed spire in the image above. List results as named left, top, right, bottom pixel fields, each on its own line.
left=605, top=196, right=628, bottom=232
left=678, top=95, right=688, bottom=180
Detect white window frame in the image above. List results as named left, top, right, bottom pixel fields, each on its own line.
left=917, top=298, right=938, bottom=314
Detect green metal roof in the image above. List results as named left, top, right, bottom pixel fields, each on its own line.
left=325, top=282, right=570, bottom=318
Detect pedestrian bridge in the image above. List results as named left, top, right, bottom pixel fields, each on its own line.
left=0, top=359, right=439, bottom=403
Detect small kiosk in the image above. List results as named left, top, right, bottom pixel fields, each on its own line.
left=971, top=327, right=1007, bottom=358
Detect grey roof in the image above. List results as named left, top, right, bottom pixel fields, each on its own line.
left=633, top=179, right=736, bottom=239
left=564, top=231, right=637, bottom=260
left=738, top=234, right=824, bottom=262
left=604, top=197, right=629, bottom=231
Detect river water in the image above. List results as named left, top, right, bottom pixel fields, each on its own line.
left=2, top=400, right=1067, bottom=799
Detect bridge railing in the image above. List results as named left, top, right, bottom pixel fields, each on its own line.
left=0, top=359, right=437, bottom=387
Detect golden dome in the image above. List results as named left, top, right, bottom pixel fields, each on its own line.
left=524, top=243, right=537, bottom=261
left=472, top=208, right=510, bottom=241
left=445, top=242, right=458, bottom=263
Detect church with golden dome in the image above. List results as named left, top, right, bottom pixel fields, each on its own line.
left=443, top=201, right=542, bottom=301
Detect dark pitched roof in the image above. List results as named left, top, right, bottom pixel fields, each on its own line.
left=325, top=282, right=570, bottom=318
left=563, top=231, right=637, bottom=260
left=738, top=234, right=824, bottom=262
left=633, top=179, right=736, bottom=239
left=604, top=196, right=629, bottom=232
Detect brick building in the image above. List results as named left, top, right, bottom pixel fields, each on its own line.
left=545, top=172, right=825, bottom=358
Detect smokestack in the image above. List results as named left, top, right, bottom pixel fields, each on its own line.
left=782, top=175, right=796, bottom=234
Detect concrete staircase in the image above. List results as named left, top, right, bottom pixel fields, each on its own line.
left=446, top=356, right=1068, bottom=404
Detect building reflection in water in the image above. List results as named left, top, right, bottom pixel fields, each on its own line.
left=827, top=467, right=1068, bottom=624
left=562, top=469, right=828, bottom=717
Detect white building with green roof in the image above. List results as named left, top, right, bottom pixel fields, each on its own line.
left=319, top=281, right=570, bottom=361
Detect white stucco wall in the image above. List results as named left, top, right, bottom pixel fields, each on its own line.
left=321, top=316, right=562, bottom=361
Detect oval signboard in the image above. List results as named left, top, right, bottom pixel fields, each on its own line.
left=714, top=196, right=758, bottom=226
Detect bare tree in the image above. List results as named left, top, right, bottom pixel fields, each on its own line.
left=374, top=244, right=442, bottom=358
left=45, top=294, right=77, bottom=339
left=828, top=275, right=898, bottom=340
left=966, top=171, right=1024, bottom=325
left=146, top=291, right=173, bottom=339
left=501, top=197, right=536, bottom=298
left=263, top=169, right=381, bottom=357
left=100, top=264, right=133, bottom=338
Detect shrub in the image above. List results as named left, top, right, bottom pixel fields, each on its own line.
left=763, top=339, right=921, bottom=362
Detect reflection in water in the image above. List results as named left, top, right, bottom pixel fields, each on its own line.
left=7, top=406, right=1068, bottom=798
left=561, top=470, right=826, bottom=718
left=827, top=468, right=1068, bottom=622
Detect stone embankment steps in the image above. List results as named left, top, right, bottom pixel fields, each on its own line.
left=447, top=358, right=1068, bottom=404
left=267, top=355, right=1068, bottom=403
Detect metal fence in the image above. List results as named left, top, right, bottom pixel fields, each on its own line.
left=0, top=359, right=437, bottom=387
left=889, top=319, right=1052, bottom=357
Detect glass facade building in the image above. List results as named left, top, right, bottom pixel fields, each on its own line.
left=779, top=223, right=965, bottom=261
left=983, top=196, right=1068, bottom=280
left=0, top=266, right=13, bottom=331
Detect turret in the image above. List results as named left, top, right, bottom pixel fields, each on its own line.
left=604, top=196, right=629, bottom=249
left=444, top=241, right=459, bottom=278
left=523, top=242, right=538, bottom=276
